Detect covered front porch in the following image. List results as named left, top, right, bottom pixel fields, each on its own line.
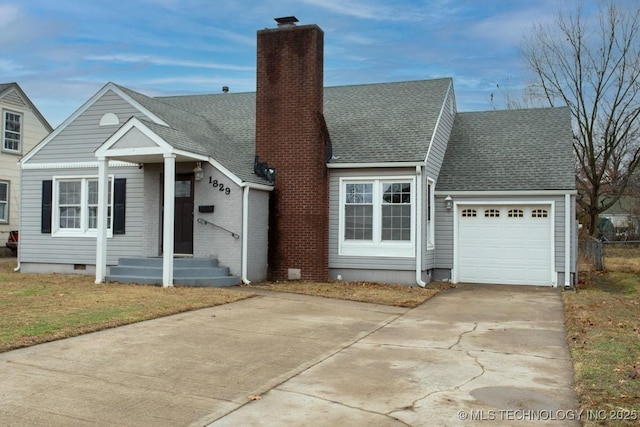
left=93, top=117, right=227, bottom=287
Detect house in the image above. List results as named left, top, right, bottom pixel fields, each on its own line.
left=599, top=196, right=640, bottom=240
left=18, top=18, right=577, bottom=288
left=0, top=83, right=52, bottom=254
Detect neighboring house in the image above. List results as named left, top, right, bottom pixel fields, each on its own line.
left=18, top=19, right=577, bottom=288
left=0, top=83, right=52, bottom=250
left=599, top=196, right=640, bottom=239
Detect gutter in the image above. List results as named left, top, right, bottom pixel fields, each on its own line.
left=415, top=165, right=426, bottom=287
left=564, top=193, right=571, bottom=289
left=241, top=185, right=251, bottom=285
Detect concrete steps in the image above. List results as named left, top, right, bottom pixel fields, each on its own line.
left=106, top=257, right=240, bottom=287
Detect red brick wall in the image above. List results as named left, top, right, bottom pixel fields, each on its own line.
left=256, top=24, right=329, bottom=281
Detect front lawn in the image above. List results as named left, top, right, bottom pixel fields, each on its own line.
left=0, top=259, right=253, bottom=352
left=564, top=244, right=640, bottom=426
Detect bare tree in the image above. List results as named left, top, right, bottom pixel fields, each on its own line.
left=521, top=0, right=640, bottom=235
left=490, top=76, right=546, bottom=111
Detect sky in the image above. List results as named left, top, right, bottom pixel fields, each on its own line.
left=0, top=0, right=596, bottom=128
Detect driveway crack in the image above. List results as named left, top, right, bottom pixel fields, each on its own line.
left=448, top=322, right=477, bottom=349
left=276, top=388, right=412, bottom=426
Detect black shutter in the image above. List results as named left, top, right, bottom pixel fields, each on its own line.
left=41, top=180, right=52, bottom=234
left=113, top=178, right=126, bottom=234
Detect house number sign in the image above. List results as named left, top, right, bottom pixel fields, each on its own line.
left=209, top=177, right=231, bottom=195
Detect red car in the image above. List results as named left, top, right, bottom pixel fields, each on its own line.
left=5, top=230, right=18, bottom=253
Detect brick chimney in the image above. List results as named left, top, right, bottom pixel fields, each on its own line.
left=255, top=17, right=329, bottom=281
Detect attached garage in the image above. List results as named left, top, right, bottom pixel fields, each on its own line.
left=455, top=204, right=553, bottom=286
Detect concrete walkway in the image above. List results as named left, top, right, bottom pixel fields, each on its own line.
left=0, top=285, right=579, bottom=426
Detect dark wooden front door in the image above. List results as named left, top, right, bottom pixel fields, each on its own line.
left=174, top=174, right=194, bottom=254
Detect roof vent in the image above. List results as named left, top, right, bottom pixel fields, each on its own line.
left=222, top=86, right=229, bottom=93
left=275, top=16, right=298, bottom=27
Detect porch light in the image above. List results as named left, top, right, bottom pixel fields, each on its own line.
left=445, top=195, right=453, bottom=210
left=193, top=161, right=204, bottom=181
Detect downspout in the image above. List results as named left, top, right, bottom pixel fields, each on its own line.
left=564, top=193, right=571, bottom=289
left=14, top=160, right=22, bottom=272
left=241, top=185, right=251, bottom=284
left=415, top=166, right=426, bottom=287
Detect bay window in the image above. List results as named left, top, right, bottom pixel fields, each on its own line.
left=340, top=177, right=415, bottom=257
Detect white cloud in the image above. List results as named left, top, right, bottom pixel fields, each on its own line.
left=0, top=59, right=35, bottom=76
left=301, top=0, right=426, bottom=21
left=0, top=4, right=21, bottom=27
left=467, top=7, right=557, bottom=47
left=85, top=54, right=253, bottom=72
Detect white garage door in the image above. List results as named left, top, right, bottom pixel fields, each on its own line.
left=457, top=205, right=553, bottom=285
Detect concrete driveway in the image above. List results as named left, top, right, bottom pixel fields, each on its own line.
left=0, top=285, right=579, bottom=426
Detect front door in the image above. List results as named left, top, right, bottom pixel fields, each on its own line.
left=174, top=174, right=194, bottom=254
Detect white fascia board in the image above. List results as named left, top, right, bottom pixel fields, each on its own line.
left=107, top=84, right=168, bottom=127
left=2, top=84, right=53, bottom=132
left=207, top=156, right=273, bottom=190
left=21, top=82, right=167, bottom=165
left=434, top=190, right=577, bottom=196
left=103, top=147, right=169, bottom=157
left=243, top=182, right=275, bottom=191
left=22, top=161, right=137, bottom=170
left=327, top=161, right=424, bottom=169
left=96, top=117, right=173, bottom=157
left=424, top=80, right=452, bottom=164
left=207, top=157, right=244, bottom=186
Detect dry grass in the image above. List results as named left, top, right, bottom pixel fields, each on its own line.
left=0, top=257, right=443, bottom=353
left=565, top=244, right=640, bottom=426
left=244, top=280, right=442, bottom=308
left=0, top=259, right=253, bottom=353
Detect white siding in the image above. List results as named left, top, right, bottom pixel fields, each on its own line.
left=328, top=167, right=417, bottom=274
left=434, top=194, right=575, bottom=283
left=0, top=88, right=51, bottom=235
left=247, top=189, right=269, bottom=281
left=27, top=90, right=141, bottom=163
left=19, top=89, right=161, bottom=270
left=19, top=166, right=144, bottom=267
left=422, top=84, right=456, bottom=271
left=193, top=163, right=243, bottom=276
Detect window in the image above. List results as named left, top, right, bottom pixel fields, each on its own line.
left=53, top=177, right=113, bottom=236
left=508, top=209, right=524, bottom=218
left=341, top=178, right=414, bottom=257
left=381, top=182, right=411, bottom=241
left=484, top=209, right=500, bottom=217
left=344, top=183, right=373, bottom=240
left=532, top=209, right=548, bottom=218
left=0, top=181, right=8, bottom=223
left=3, top=110, right=22, bottom=153
left=461, top=209, right=477, bottom=218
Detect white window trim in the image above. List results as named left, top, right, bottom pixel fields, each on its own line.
left=0, top=180, right=8, bottom=223
left=2, top=109, right=22, bottom=154
left=427, top=177, right=435, bottom=249
left=339, top=176, right=415, bottom=258
left=52, top=175, right=114, bottom=238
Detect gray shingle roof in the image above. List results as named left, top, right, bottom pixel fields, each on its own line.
left=148, top=79, right=450, bottom=182
left=116, top=80, right=573, bottom=191
left=324, top=79, right=452, bottom=163
left=436, top=107, right=576, bottom=192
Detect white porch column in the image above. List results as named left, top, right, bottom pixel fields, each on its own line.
left=95, top=156, right=109, bottom=283
left=162, top=153, right=176, bottom=287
